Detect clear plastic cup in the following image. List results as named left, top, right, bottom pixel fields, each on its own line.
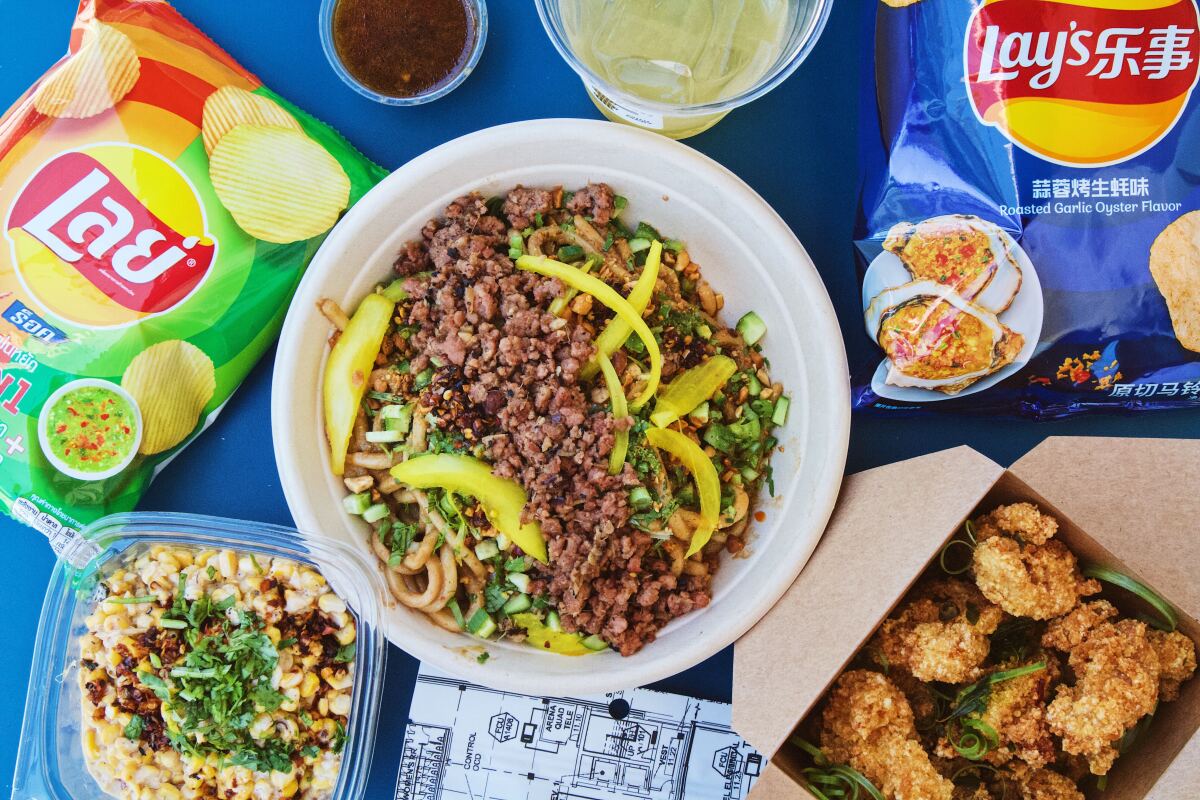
left=534, top=0, right=834, bottom=139
left=12, top=512, right=388, bottom=800
left=318, top=0, right=487, bottom=106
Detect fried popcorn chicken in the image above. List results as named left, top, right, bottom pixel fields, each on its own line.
left=821, top=670, right=954, bottom=800
left=1044, top=617, right=1159, bottom=775
left=976, top=655, right=1061, bottom=769
left=874, top=578, right=1005, bottom=683
left=1003, top=763, right=1086, bottom=800
left=1041, top=600, right=1118, bottom=653
left=888, top=668, right=941, bottom=735
left=971, top=504, right=1099, bottom=620
left=1148, top=628, right=1198, bottom=702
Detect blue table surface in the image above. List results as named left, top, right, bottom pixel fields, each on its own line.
left=2, top=1, right=1197, bottom=796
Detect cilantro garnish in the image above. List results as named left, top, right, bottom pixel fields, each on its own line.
left=141, top=575, right=304, bottom=772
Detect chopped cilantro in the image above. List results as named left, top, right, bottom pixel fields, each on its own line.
left=477, top=651, right=490, bottom=664
left=504, top=556, right=528, bottom=574
left=142, top=578, right=306, bottom=771
left=123, top=715, right=144, bottom=740
left=334, top=643, right=356, bottom=663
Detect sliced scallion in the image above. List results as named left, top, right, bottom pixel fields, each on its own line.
left=1082, top=565, right=1178, bottom=632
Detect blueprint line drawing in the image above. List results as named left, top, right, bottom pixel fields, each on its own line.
left=395, top=665, right=764, bottom=800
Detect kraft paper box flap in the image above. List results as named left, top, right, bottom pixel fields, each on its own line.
left=732, top=445, right=1004, bottom=757
left=1011, top=436, right=1200, bottom=621
left=1010, top=436, right=1200, bottom=799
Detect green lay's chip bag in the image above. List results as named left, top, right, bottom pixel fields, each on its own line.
left=0, top=0, right=387, bottom=552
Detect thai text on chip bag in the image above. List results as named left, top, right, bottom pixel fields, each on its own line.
left=0, top=0, right=386, bottom=547
left=856, top=0, right=1200, bottom=417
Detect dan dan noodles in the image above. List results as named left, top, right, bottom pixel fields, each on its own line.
left=319, top=183, right=789, bottom=656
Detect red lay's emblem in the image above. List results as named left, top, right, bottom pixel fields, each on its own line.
left=965, top=0, right=1200, bottom=166
left=4, top=143, right=216, bottom=328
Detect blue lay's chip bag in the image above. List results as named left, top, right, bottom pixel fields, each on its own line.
left=856, top=0, right=1200, bottom=417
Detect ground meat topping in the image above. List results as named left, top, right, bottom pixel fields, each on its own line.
left=402, top=188, right=717, bottom=654
left=566, top=182, right=617, bottom=225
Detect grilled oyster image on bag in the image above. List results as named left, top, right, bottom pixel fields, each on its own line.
left=884, top=215, right=1023, bottom=313
left=865, top=280, right=1025, bottom=395
left=862, top=214, right=1041, bottom=399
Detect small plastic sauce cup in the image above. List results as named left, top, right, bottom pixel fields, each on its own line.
left=318, top=0, right=488, bottom=106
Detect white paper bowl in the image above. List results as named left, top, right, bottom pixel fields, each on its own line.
left=272, top=119, right=849, bottom=694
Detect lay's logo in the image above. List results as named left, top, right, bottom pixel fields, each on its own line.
left=965, top=0, right=1200, bottom=166
left=5, top=143, right=216, bottom=328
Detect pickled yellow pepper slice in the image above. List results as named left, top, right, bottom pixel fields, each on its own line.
left=516, top=253, right=662, bottom=407
left=511, top=613, right=593, bottom=655
left=324, top=293, right=395, bottom=475
left=580, top=240, right=662, bottom=381
left=390, top=454, right=548, bottom=563
left=596, top=351, right=629, bottom=475
left=645, top=427, right=720, bottom=557
left=650, top=354, right=737, bottom=428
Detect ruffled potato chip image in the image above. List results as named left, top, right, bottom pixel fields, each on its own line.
left=122, top=340, right=215, bottom=455
left=201, top=86, right=301, bottom=154
left=1150, top=211, right=1200, bottom=353
left=33, top=22, right=140, bottom=119
left=209, top=124, right=350, bottom=244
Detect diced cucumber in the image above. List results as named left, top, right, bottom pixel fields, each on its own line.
left=508, top=572, right=531, bottom=593
left=380, top=404, right=412, bottom=433
left=545, top=610, right=562, bottom=632
left=581, top=634, right=609, bottom=651
left=413, top=368, right=434, bottom=389
left=663, top=239, right=685, bottom=254
left=688, top=401, right=710, bottom=425
left=613, top=196, right=628, bottom=216
left=365, top=429, right=404, bottom=444
left=342, top=492, right=372, bottom=515
left=496, top=533, right=511, bottom=551
left=381, top=279, right=409, bottom=302
left=746, top=373, right=763, bottom=395
left=362, top=503, right=390, bottom=524
left=633, top=221, right=661, bottom=241
left=736, top=311, right=767, bottom=345
left=696, top=323, right=713, bottom=340
left=627, top=237, right=651, bottom=254
left=474, top=539, right=500, bottom=561
left=772, top=395, right=790, bottom=426
left=467, top=609, right=495, bottom=636
left=556, top=245, right=585, bottom=262
left=629, top=486, right=653, bottom=510
left=741, top=466, right=760, bottom=482
left=502, top=593, right=532, bottom=615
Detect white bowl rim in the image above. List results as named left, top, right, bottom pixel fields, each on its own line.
left=272, top=118, right=850, bottom=693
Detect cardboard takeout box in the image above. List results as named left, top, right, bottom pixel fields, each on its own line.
left=733, top=437, right=1200, bottom=799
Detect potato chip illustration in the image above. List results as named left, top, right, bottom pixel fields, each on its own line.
left=1150, top=211, right=1200, bottom=353
left=122, top=340, right=216, bottom=455
left=32, top=22, right=140, bottom=119
left=201, top=86, right=301, bottom=154
left=209, top=124, right=351, bottom=244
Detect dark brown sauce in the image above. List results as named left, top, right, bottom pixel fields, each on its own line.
left=332, top=0, right=475, bottom=98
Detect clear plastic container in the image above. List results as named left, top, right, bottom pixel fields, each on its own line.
left=11, top=512, right=388, bottom=800
left=318, top=0, right=488, bottom=106
left=535, top=0, right=833, bottom=139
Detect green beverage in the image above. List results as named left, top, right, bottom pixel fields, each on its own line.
left=558, top=0, right=792, bottom=138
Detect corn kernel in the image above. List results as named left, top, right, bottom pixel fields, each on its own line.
left=300, top=672, right=320, bottom=699
left=265, top=625, right=281, bottom=644
left=328, top=692, right=351, bottom=716
left=317, top=593, right=346, bottom=614
left=335, top=624, right=356, bottom=646
left=280, top=669, right=304, bottom=689
left=217, top=549, right=237, bottom=579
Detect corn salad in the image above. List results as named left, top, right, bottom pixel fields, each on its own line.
left=78, top=545, right=356, bottom=800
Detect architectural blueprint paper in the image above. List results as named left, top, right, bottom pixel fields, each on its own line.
left=395, top=664, right=764, bottom=800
